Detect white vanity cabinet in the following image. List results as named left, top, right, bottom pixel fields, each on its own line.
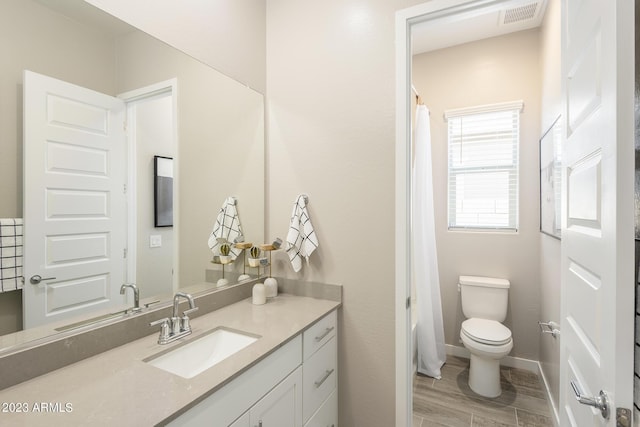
left=169, top=309, right=338, bottom=427
left=229, top=367, right=302, bottom=427
left=302, top=310, right=338, bottom=427
left=249, top=366, right=302, bottom=426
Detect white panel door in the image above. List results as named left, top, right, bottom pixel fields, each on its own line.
left=23, top=70, right=127, bottom=328
left=559, top=0, right=634, bottom=426
left=250, top=366, right=302, bottom=427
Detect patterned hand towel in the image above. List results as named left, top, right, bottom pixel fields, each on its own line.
left=208, top=197, right=243, bottom=260
left=286, top=195, right=319, bottom=272
left=0, top=219, right=23, bottom=292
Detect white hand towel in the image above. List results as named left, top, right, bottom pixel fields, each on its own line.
left=286, top=195, right=318, bottom=272
left=208, top=197, right=243, bottom=260
left=0, top=218, right=23, bottom=293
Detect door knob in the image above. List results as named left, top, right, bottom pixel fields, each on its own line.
left=29, top=275, right=56, bottom=285
left=570, top=381, right=610, bottom=419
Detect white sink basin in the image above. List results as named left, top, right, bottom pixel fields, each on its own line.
left=145, top=327, right=259, bottom=378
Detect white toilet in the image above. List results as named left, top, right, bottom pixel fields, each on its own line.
left=459, top=275, right=513, bottom=398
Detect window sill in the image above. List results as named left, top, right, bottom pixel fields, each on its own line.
left=447, top=228, right=519, bottom=235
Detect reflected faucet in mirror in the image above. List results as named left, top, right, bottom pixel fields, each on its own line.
left=119, top=284, right=141, bottom=314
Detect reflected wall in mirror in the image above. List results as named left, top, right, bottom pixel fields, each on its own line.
left=0, top=0, right=264, bottom=348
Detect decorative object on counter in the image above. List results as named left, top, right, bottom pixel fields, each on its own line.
left=211, top=239, right=233, bottom=287
left=272, top=237, right=283, bottom=249
left=208, top=196, right=244, bottom=261
left=219, top=243, right=232, bottom=264
left=264, top=277, right=277, bottom=298
left=248, top=246, right=262, bottom=268
left=0, top=218, right=23, bottom=292
left=252, top=282, right=266, bottom=305
left=235, top=242, right=253, bottom=282
left=286, top=194, right=318, bottom=272
left=260, top=242, right=281, bottom=298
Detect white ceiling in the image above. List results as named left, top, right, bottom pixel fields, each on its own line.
left=37, top=0, right=547, bottom=58
left=412, top=0, right=548, bottom=55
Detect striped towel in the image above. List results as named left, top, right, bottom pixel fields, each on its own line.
left=0, top=219, right=23, bottom=292
left=208, top=197, right=243, bottom=260
left=286, top=195, right=319, bottom=272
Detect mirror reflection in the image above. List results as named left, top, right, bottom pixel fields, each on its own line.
left=0, top=0, right=264, bottom=348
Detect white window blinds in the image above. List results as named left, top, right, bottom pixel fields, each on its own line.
left=446, top=101, right=522, bottom=231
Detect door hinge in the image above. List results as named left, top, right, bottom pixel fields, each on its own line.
left=123, top=183, right=127, bottom=194
left=123, top=248, right=128, bottom=259
left=616, top=407, right=631, bottom=427
left=406, top=297, right=411, bottom=309
left=123, top=120, right=127, bottom=132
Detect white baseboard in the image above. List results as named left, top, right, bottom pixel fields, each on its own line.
left=444, top=344, right=538, bottom=372
left=445, top=345, right=560, bottom=426
left=536, top=360, right=560, bottom=427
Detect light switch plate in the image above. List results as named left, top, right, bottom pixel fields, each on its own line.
left=150, top=235, right=162, bottom=248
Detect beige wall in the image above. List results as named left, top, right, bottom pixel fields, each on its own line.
left=266, top=0, right=423, bottom=424
left=0, top=0, right=117, bottom=219
left=115, top=30, right=265, bottom=289
left=412, top=30, right=542, bottom=360
left=86, top=0, right=266, bottom=93
left=0, top=0, right=117, bottom=334
left=133, top=95, right=174, bottom=297
left=538, top=0, right=562, bottom=416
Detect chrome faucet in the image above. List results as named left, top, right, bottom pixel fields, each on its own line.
left=120, top=283, right=140, bottom=313
left=150, top=292, right=198, bottom=345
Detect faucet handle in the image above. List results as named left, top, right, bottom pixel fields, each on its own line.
left=183, top=307, right=199, bottom=316
left=144, top=300, right=161, bottom=309
left=180, top=307, right=198, bottom=332
left=150, top=317, right=169, bottom=327
left=150, top=318, right=171, bottom=344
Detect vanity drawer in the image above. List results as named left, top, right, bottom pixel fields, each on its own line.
left=304, top=388, right=337, bottom=427
left=303, top=310, right=337, bottom=360
left=303, top=336, right=337, bottom=423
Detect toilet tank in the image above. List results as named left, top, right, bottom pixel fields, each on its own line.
left=459, top=276, right=510, bottom=322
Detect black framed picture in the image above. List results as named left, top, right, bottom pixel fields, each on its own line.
left=539, top=116, right=562, bottom=239
left=154, top=156, right=173, bottom=227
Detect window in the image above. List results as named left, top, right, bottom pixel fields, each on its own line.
left=446, top=101, right=522, bottom=231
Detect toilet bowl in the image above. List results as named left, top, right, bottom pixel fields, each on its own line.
left=458, top=276, right=512, bottom=398
left=460, top=318, right=513, bottom=397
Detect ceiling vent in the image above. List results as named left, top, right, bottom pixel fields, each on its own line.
left=501, top=2, right=540, bottom=25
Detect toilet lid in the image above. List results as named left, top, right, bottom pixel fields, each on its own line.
left=461, top=318, right=512, bottom=346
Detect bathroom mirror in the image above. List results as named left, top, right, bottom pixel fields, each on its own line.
left=0, top=0, right=264, bottom=350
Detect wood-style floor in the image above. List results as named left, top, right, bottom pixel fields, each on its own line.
left=413, top=356, right=553, bottom=427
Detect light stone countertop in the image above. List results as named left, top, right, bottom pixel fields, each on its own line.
left=0, top=294, right=340, bottom=426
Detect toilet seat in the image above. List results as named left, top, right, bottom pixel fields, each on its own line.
left=461, top=318, right=511, bottom=346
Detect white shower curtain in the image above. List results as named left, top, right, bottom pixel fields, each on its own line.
left=413, top=104, right=446, bottom=378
